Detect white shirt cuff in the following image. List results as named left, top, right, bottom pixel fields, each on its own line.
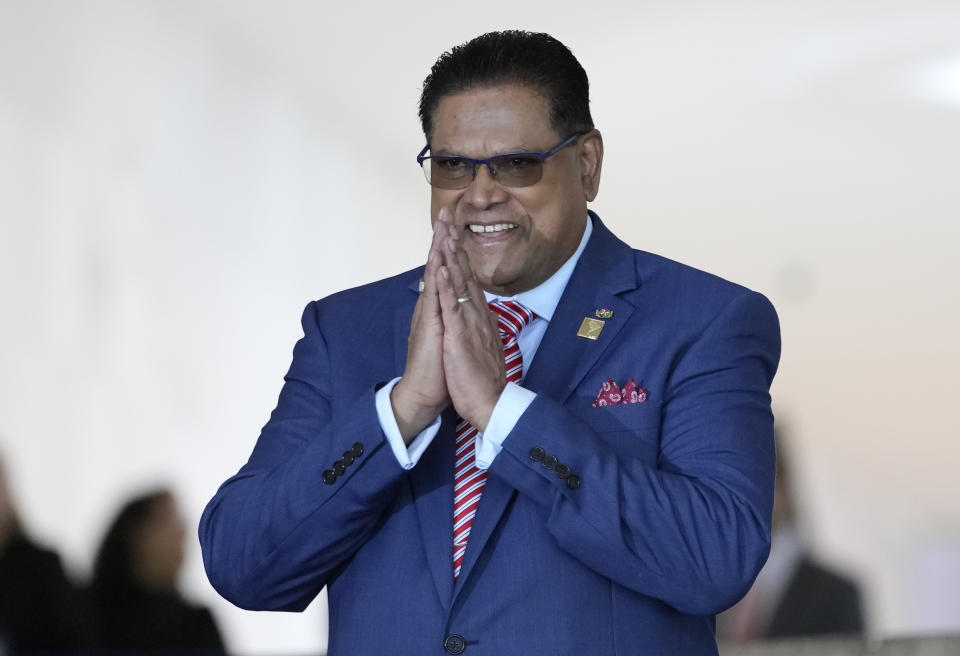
left=475, top=382, right=537, bottom=470
left=375, top=377, right=441, bottom=470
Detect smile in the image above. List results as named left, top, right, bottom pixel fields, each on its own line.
left=467, top=223, right=518, bottom=234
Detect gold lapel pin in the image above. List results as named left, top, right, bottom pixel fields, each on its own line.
left=577, top=317, right=605, bottom=340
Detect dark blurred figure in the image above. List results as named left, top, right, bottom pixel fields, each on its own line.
left=718, top=438, right=864, bottom=641
left=0, top=453, right=88, bottom=654
left=89, top=488, right=225, bottom=653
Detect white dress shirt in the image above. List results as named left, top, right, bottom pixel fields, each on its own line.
left=375, top=215, right=594, bottom=471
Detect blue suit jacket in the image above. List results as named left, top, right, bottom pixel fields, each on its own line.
left=200, top=215, right=780, bottom=655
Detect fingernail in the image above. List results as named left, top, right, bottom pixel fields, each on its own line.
left=440, top=266, right=449, bottom=280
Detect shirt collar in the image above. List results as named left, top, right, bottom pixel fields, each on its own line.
left=483, top=213, right=593, bottom=321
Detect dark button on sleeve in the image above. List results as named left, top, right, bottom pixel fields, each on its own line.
left=565, top=474, right=581, bottom=490
left=322, top=469, right=337, bottom=485
left=333, top=461, right=346, bottom=476
left=555, top=463, right=571, bottom=479
left=542, top=454, right=558, bottom=470
left=443, top=634, right=466, bottom=655
left=341, top=451, right=355, bottom=466
left=529, top=446, right=545, bottom=462
left=351, top=442, right=364, bottom=458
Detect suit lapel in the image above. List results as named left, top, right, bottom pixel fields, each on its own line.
left=524, top=215, right=639, bottom=402
left=451, top=468, right=517, bottom=600
left=451, top=215, right=639, bottom=599
left=393, top=277, right=421, bottom=374
left=409, top=409, right=457, bottom=612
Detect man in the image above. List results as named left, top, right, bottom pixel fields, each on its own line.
left=200, top=31, right=781, bottom=655
left=0, top=454, right=89, bottom=651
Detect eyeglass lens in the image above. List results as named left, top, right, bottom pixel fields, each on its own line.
left=427, top=155, right=544, bottom=189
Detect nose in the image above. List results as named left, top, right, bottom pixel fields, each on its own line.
left=463, top=161, right=508, bottom=210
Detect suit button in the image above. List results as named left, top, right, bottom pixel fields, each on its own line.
left=566, top=474, right=581, bottom=490
left=529, top=446, right=545, bottom=462
left=555, top=463, right=571, bottom=479
left=351, top=442, right=364, bottom=458
left=341, top=451, right=355, bottom=466
left=542, top=454, right=558, bottom=470
left=322, top=470, right=337, bottom=485
left=443, top=634, right=466, bottom=654
left=333, top=461, right=346, bottom=476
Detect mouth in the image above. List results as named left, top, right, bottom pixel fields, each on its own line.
left=466, top=223, right=519, bottom=234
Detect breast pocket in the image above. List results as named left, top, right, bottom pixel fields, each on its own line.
left=568, top=397, right=661, bottom=465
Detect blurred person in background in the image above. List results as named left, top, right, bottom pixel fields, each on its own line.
left=89, top=488, right=224, bottom=653
left=717, top=437, right=864, bottom=641
left=0, top=452, right=88, bottom=653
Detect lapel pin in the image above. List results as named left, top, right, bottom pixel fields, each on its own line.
left=595, top=308, right=613, bottom=319
left=577, top=317, right=605, bottom=340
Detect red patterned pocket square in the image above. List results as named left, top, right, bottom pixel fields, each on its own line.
left=593, top=378, right=648, bottom=407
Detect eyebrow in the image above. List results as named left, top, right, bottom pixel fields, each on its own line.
left=430, top=145, right=535, bottom=157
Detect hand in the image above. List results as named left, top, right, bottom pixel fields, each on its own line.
left=434, top=215, right=505, bottom=431
left=390, top=209, right=451, bottom=443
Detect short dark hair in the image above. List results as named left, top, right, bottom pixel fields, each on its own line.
left=419, top=31, right=594, bottom=140
left=91, top=488, right=172, bottom=601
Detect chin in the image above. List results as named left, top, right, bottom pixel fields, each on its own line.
left=469, top=261, right=499, bottom=284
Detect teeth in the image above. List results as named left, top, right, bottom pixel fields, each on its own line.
left=468, top=223, right=518, bottom=233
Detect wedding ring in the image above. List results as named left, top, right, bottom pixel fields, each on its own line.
left=457, top=296, right=471, bottom=304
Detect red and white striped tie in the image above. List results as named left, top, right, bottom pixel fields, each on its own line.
left=453, top=299, right=535, bottom=579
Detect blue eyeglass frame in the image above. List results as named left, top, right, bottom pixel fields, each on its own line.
left=416, top=133, right=581, bottom=187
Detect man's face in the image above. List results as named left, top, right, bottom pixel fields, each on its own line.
left=428, top=84, right=602, bottom=296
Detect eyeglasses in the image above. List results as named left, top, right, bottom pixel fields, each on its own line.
left=416, top=133, right=581, bottom=189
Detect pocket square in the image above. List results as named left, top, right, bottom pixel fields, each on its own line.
left=593, top=378, right=648, bottom=407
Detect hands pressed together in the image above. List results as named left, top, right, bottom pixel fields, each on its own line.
left=390, top=208, right=507, bottom=443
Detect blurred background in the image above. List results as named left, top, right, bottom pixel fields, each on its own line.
left=1, top=0, right=958, bottom=653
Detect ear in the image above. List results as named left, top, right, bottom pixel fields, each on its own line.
left=578, top=129, right=604, bottom=202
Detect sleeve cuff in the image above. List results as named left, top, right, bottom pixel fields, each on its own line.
left=475, top=382, right=536, bottom=470
left=375, top=377, right=441, bottom=470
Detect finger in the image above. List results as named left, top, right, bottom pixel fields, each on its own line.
left=437, top=205, right=453, bottom=226
left=432, top=207, right=455, bottom=270
left=440, top=221, right=480, bottom=299
left=433, top=210, right=463, bottom=325
left=450, top=232, right=487, bottom=313
left=446, top=243, right=491, bottom=333
left=428, top=209, right=449, bottom=273
left=436, top=264, right=465, bottom=331
left=444, top=239, right=472, bottom=305
left=446, top=215, right=461, bottom=248
left=419, top=216, right=447, bottom=315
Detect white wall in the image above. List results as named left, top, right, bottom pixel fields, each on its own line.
left=1, top=1, right=957, bottom=653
